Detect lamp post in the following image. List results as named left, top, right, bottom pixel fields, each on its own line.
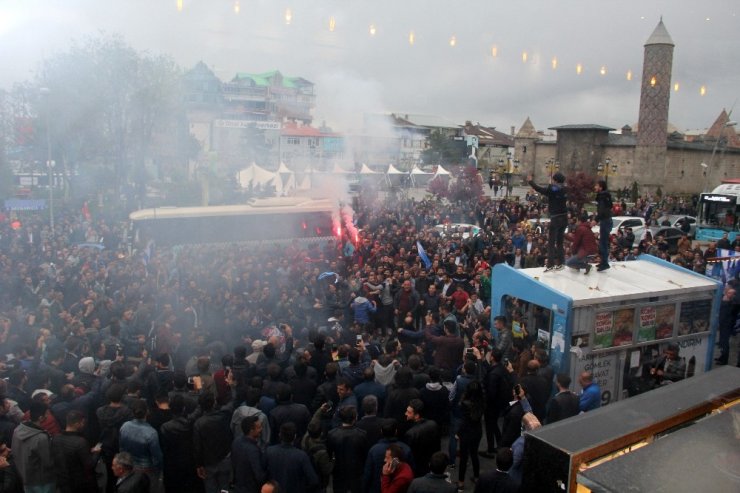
left=597, top=157, right=617, bottom=190
left=40, top=87, right=54, bottom=234
left=545, top=158, right=560, bottom=180
left=703, top=120, right=737, bottom=191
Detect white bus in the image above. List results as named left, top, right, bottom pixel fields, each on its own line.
left=129, top=197, right=338, bottom=247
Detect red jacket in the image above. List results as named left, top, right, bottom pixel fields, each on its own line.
left=570, top=222, right=598, bottom=257
left=381, top=462, right=414, bottom=493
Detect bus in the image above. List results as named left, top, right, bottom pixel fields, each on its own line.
left=129, top=196, right=338, bottom=247
left=695, top=184, right=740, bottom=243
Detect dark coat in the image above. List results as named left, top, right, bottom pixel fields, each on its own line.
left=403, top=419, right=440, bottom=477
left=193, top=407, right=233, bottom=467
left=231, top=435, right=265, bottom=493
left=51, top=431, right=98, bottom=493
left=265, top=443, right=319, bottom=493
left=546, top=391, right=580, bottom=424
left=327, top=425, right=369, bottom=492
left=268, top=402, right=310, bottom=446
left=355, top=414, right=386, bottom=448
left=114, top=471, right=150, bottom=493
left=520, top=373, right=550, bottom=422
left=474, top=469, right=519, bottom=493
left=160, top=416, right=199, bottom=491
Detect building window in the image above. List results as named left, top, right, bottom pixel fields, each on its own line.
left=287, top=137, right=300, bottom=145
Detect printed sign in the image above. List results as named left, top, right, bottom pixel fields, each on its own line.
left=612, top=308, right=635, bottom=346
left=638, top=306, right=656, bottom=342
left=678, top=299, right=711, bottom=335
left=593, top=311, right=614, bottom=349
left=655, top=304, right=676, bottom=340
left=571, top=350, right=620, bottom=406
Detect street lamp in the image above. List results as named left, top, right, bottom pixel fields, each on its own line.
left=597, top=157, right=618, bottom=189
left=40, top=87, right=54, bottom=233
left=703, top=120, right=737, bottom=191
left=545, top=158, right=560, bottom=180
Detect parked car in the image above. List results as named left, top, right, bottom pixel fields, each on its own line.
left=655, top=215, right=696, bottom=237
left=631, top=226, right=685, bottom=254
left=592, top=216, right=646, bottom=236
left=434, top=223, right=481, bottom=239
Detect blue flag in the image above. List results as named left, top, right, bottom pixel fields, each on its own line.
left=318, top=271, right=339, bottom=283
left=417, top=241, right=432, bottom=270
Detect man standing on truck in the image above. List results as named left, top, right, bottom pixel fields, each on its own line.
left=594, top=180, right=614, bottom=272
left=528, top=172, right=568, bottom=271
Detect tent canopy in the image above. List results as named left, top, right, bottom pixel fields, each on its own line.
left=359, top=163, right=376, bottom=174
left=410, top=165, right=432, bottom=175
left=387, top=164, right=404, bottom=174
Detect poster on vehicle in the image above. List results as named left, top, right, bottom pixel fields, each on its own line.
left=612, top=308, right=635, bottom=346
left=593, top=311, right=614, bottom=349
left=655, top=304, right=676, bottom=340
left=678, top=299, right=712, bottom=335
left=638, top=306, right=656, bottom=342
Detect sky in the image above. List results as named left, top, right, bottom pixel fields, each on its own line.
left=1, top=0, right=738, bottom=134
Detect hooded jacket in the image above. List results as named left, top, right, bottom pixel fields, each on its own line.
left=11, top=422, right=56, bottom=486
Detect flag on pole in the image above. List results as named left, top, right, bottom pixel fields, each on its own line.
left=417, top=241, right=432, bottom=270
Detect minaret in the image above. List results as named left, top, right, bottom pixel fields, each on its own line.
left=636, top=18, right=674, bottom=184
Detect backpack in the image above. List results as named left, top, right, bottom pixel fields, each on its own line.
left=307, top=442, right=334, bottom=488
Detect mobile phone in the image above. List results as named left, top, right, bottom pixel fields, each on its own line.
left=356, top=334, right=363, bottom=343
left=503, top=357, right=509, bottom=366
left=466, top=348, right=474, bottom=355
left=514, top=384, right=522, bottom=396
left=324, top=401, right=333, bottom=413
left=390, top=458, right=400, bottom=471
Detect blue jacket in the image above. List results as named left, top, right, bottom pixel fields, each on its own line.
left=119, top=419, right=163, bottom=470
left=579, top=382, right=601, bottom=412
left=351, top=297, right=376, bottom=325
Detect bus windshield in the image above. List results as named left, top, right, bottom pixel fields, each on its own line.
left=697, top=194, right=739, bottom=232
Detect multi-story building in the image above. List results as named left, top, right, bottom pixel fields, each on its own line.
left=279, top=121, right=344, bottom=171
left=182, top=63, right=316, bottom=171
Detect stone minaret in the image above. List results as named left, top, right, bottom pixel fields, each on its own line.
left=636, top=19, right=674, bottom=185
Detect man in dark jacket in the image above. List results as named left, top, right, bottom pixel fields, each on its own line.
left=160, top=395, right=199, bottom=493
left=565, top=214, right=599, bottom=274
left=112, top=452, right=149, bottom=493
left=546, top=374, right=580, bottom=424
left=594, top=180, right=614, bottom=272
left=96, top=384, right=133, bottom=493
left=474, top=447, right=518, bottom=493
left=407, top=451, right=456, bottom=492
left=327, top=406, right=369, bottom=493
left=268, top=385, right=310, bottom=445
left=519, top=361, right=550, bottom=423
left=528, top=172, right=568, bottom=271
left=52, top=410, right=98, bottom=493
left=232, top=415, right=266, bottom=493
left=265, top=422, right=319, bottom=493
left=482, top=349, right=512, bottom=456
left=403, top=399, right=440, bottom=477
left=193, top=392, right=233, bottom=493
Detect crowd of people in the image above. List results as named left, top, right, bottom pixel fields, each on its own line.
left=0, top=176, right=737, bottom=493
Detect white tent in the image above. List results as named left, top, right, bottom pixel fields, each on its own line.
left=332, top=163, right=352, bottom=174
left=277, top=162, right=293, bottom=174
left=359, top=163, right=376, bottom=174
left=297, top=175, right=311, bottom=190
left=237, top=163, right=280, bottom=193
left=434, top=165, right=451, bottom=176
left=386, top=164, right=405, bottom=187
left=410, top=165, right=433, bottom=187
